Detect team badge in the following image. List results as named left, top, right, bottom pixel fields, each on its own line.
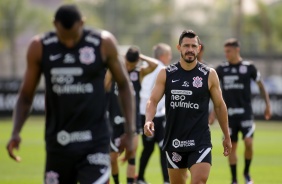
left=45, top=171, right=59, bottom=184
left=239, top=65, right=247, bottom=74
left=192, top=76, right=203, bottom=88
left=79, top=46, right=95, bottom=65
left=172, top=152, right=182, bottom=162
left=130, top=72, right=138, bottom=81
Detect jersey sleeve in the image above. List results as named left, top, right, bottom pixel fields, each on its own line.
left=249, top=64, right=261, bottom=82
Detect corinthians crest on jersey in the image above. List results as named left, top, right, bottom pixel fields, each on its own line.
left=79, top=46, right=95, bottom=65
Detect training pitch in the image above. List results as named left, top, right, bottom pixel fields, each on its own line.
left=0, top=116, right=281, bottom=184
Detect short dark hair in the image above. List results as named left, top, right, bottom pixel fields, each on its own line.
left=224, top=38, right=240, bottom=47
left=126, top=46, right=140, bottom=63
left=54, top=4, right=82, bottom=29
left=178, top=30, right=201, bottom=45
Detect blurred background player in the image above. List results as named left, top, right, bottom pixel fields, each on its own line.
left=137, top=43, right=172, bottom=184
left=213, top=38, right=271, bottom=184
left=105, top=46, right=158, bottom=184
left=6, top=4, right=136, bottom=184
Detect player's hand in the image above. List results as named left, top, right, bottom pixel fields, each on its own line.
left=6, top=134, right=22, bottom=162
left=144, top=121, right=154, bottom=137
left=264, top=105, right=271, bottom=120
left=119, top=133, right=135, bottom=162
left=222, top=136, right=232, bottom=157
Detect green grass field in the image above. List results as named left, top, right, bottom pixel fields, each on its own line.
left=0, top=116, right=282, bottom=184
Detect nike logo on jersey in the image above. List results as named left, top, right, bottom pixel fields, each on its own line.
left=49, top=54, right=62, bottom=61
left=199, top=148, right=205, bottom=153
left=172, top=79, right=180, bottom=83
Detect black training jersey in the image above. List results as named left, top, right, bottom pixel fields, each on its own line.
left=41, top=29, right=110, bottom=152
left=216, top=61, right=261, bottom=120
left=163, top=62, right=211, bottom=152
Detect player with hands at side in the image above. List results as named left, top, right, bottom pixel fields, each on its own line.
left=144, top=30, right=231, bottom=184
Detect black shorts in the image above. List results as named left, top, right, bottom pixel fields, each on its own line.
left=165, top=147, right=212, bottom=169
left=141, top=115, right=166, bottom=146
left=110, top=124, right=124, bottom=152
left=45, top=146, right=110, bottom=184
left=229, top=119, right=255, bottom=142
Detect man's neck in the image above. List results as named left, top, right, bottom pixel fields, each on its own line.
left=229, top=56, right=242, bottom=65
left=179, top=59, right=198, bottom=71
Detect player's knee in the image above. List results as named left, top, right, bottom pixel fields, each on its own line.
left=128, top=158, right=135, bottom=165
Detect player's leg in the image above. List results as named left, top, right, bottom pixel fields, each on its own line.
left=155, top=116, right=169, bottom=183
left=242, top=120, right=255, bottom=184
left=228, top=119, right=239, bottom=184
left=44, top=151, right=77, bottom=184
left=110, top=152, right=120, bottom=184
left=188, top=147, right=212, bottom=184
left=137, top=115, right=156, bottom=183
left=190, top=163, right=211, bottom=184
left=110, top=125, right=124, bottom=184
left=166, top=151, right=189, bottom=184
left=168, top=168, right=188, bottom=184
left=127, top=134, right=139, bottom=184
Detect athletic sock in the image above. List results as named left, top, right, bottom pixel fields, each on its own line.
left=127, top=177, right=134, bottom=184
left=230, top=164, right=237, bottom=182
left=244, top=159, right=252, bottom=175
left=112, top=174, right=119, bottom=184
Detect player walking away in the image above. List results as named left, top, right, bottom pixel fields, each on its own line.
left=137, top=43, right=172, bottom=184
left=144, top=30, right=232, bottom=184
left=6, top=4, right=136, bottom=184
left=212, top=38, right=271, bottom=184
left=105, top=46, right=158, bottom=184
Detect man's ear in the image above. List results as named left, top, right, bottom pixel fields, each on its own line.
left=176, top=44, right=180, bottom=51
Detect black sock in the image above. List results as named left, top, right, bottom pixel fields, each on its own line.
left=112, top=174, right=119, bottom=184
left=244, top=159, right=252, bottom=175
left=230, top=164, right=237, bottom=182
left=127, top=177, right=134, bottom=184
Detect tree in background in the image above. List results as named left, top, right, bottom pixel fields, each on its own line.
left=0, top=0, right=51, bottom=78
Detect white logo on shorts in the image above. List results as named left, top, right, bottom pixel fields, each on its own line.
left=172, top=152, right=182, bottom=162
left=45, top=171, right=59, bottom=184
left=199, top=148, right=204, bottom=153
left=87, top=153, right=110, bottom=166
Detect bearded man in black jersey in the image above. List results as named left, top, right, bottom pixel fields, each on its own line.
left=213, top=38, right=271, bottom=184
left=6, top=4, right=136, bottom=184
left=144, top=30, right=232, bottom=184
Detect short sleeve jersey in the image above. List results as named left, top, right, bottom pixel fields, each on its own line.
left=41, top=29, right=110, bottom=152
left=216, top=61, right=261, bottom=120
left=163, top=62, right=211, bottom=152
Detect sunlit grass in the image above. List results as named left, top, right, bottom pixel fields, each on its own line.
left=0, top=117, right=281, bottom=184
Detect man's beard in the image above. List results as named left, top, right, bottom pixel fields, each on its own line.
left=181, top=52, right=197, bottom=63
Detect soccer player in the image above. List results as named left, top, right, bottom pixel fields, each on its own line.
left=215, top=38, right=271, bottom=184
left=137, top=43, right=172, bottom=184
left=6, top=4, right=136, bottom=184
left=144, top=30, right=232, bottom=184
left=106, top=46, right=158, bottom=184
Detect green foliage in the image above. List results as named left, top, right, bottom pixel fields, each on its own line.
left=0, top=117, right=282, bottom=184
